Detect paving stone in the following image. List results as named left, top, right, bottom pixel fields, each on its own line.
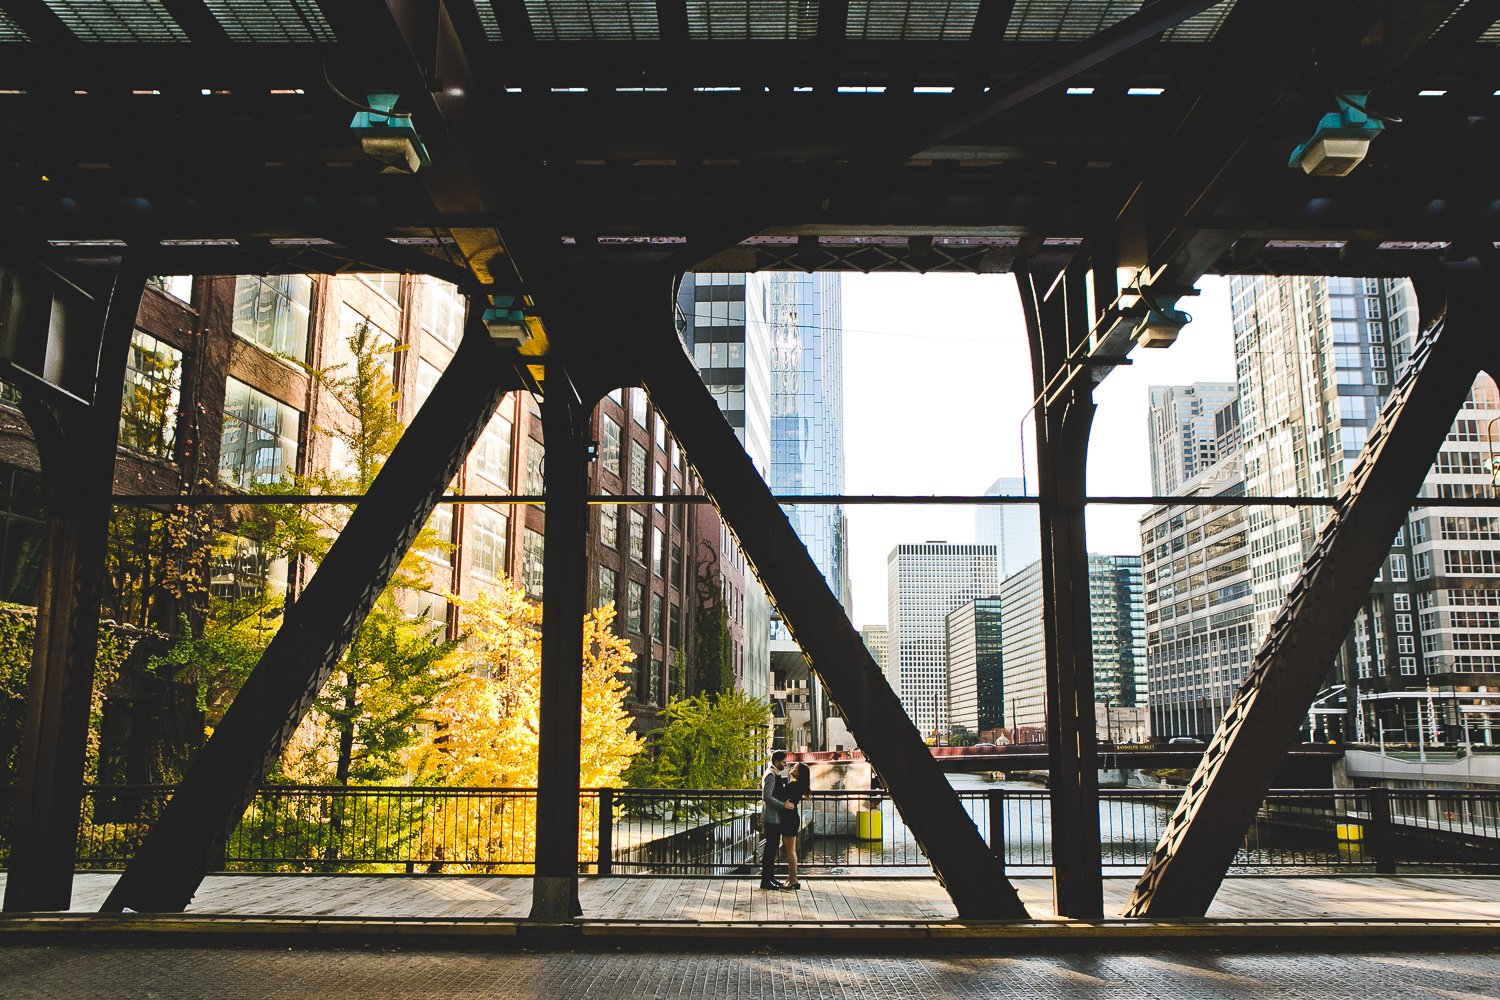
left=2, top=947, right=1499, bottom=999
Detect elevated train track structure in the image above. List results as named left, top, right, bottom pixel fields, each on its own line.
left=2, top=0, right=1499, bottom=924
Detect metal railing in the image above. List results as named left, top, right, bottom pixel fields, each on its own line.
left=2, top=784, right=1498, bottom=875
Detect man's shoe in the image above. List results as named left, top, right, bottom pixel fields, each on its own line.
left=759, top=879, right=784, bottom=890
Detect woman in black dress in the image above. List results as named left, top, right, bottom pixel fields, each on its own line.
left=780, top=762, right=811, bottom=889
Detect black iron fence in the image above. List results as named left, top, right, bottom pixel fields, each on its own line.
left=2, top=784, right=1498, bottom=875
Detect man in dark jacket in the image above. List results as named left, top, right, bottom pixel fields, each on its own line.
left=760, top=751, right=793, bottom=889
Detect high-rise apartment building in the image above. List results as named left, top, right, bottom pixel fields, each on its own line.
left=975, top=476, right=1041, bottom=580
left=1147, top=383, right=1238, bottom=496
left=680, top=271, right=849, bottom=732
left=887, top=543, right=998, bottom=738
left=999, top=555, right=1145, bottom=731
left=1140, top=453, right=1253, bottom=738
left=944, top=598, right=1005, bottom=735
left=1146, top=276, right=1500, bottom=742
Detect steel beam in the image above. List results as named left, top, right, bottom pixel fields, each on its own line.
left=1124, top=262, right=1487, bottom=918
left=1018, top=255, right=1104, bottom=918
left=3, top=258, right=146, bottom=911
left=639, top=282, right=1028, bottom=920
left=102, top=316, right=522, bottom=913
left=530, top=366, right=591, bottom=920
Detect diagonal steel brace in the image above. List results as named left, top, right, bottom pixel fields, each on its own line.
left=641, top=322, right=1029, bottom=920
left=103, top=319, right=523, bottom=913
left=1125, top=263, right=1487, bottom=917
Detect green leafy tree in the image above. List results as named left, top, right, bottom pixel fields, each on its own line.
left=234, top=321, right=458, bottom=785
left=625, top=689, right=770, bottom=790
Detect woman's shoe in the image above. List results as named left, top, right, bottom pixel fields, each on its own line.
left=785, top=880, right=801, bottom=890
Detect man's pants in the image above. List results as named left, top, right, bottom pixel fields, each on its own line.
left=760, top=821, right=781, bottom=883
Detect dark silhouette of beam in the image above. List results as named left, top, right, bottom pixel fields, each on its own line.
left=3, top=256, right=146, bottom=911
left=101, top=317, right=523, bottom=913
left=1124, top=261, right=1488, bottom=917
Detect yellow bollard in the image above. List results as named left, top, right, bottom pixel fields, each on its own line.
left=1336, top=822, right=1363, bottom=842
left=856, top=809, right=882, bottom=841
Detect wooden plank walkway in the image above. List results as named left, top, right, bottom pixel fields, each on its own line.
left=10, top=873, right=1500, bottom=923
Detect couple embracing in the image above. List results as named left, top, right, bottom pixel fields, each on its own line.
left=759, top=750, right=810, bottom=890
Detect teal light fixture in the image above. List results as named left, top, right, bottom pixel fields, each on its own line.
left=1289, top=93, right=1384, bottom=177
left=350, top=92, right=431, bottom=175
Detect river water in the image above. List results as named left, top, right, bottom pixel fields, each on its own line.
left=804, top=774, right=1341, bottom=872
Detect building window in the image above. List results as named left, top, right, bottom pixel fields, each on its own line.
left=209, top=534, right=288, bottom=602
left=360, top=272, right=403, bottom=304
left=670, top=541, right=682, bottom=585
left=1399, top=656, right=1417, bottom=676
left=600, top=504, right=619, bottom=548
left=627, top=579, right=644, bottom=634
left=469, top=505, right=508, bottom=581
left=652, top=526, right=664, bottom=577
left=1397, top=634, right=1415, bottom=655
left=1389, top=554, right=1408, bottom=582
left=651, top=592, right=663, bottom=642
left=472, top=413, right=512, bottom=488
left=148, top=275, right=193, bottom=303
left=522, top=527, right=545, bottom=597
left=654, top=462, right=665, bottom=513
left=422, top=505, right=454, bottom=567
left=630, top=388, right=647, bottom=427
left=1393, top=593, right=1411, bottom=611
left=421, top=279, right=464, bottom=349
left=232, top=274, right=313, bottom=361
left=413, top=358, right=441, bottom=412
left=120, top=330, right=182, bottom=459
left=669, top=602, right=681, bottom=650
left=598, top=565, right=617, bottom=609
left=220, top=377, right=301, bottom=487
left=525, top=437, right=545, bottom=495
left=600, top=414, right=622, bottom=476
left=629, top=442, right=646, bottom=495
left=629, top=509, right=647, bottom=564
left=653, top=415, right=666, bottom=451
left=329, top=307, right=396, bottom=382
left=0, top=463, right=47, bottom=604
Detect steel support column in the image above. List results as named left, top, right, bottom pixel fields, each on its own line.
left=103, top=316, right=522, bottom=913
left=4, top=260, right=146, bottom=911
left=641, top=284, right=1027, bottom=920
left=1019, top=257, right=1103, bottom=919
left=1124, top=263, right=1487, bottom=917
left=530, top=366, right=591, bottom=921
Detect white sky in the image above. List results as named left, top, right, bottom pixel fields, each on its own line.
left=839, top=273, right=1236, bottom=629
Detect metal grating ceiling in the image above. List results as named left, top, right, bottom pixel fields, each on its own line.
left=0, top=10, right=29, bottom=42
left=846, top=0, right=982, bottom=41
left=1005, top=0, right=1138, bottom=42
left=1160, top=0, right=1234, bottom=43
left=1482, top=19, right=1500, bottom=42
left=475, top=1, right=504, bottom=41
left=44, top=0, right=188, bottom=42
left=523, top=0, right=660, bottom=40
left=686, top=0, right=819, bottom=40
left=202, top=1, right=335, bottom=43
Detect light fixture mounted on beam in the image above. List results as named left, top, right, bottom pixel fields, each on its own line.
left=1288, top=92, right=1385, bottom=177
left=1119, top=283, right=1197, bottom=349
left=483, top=294, right=534, bottom=348
left=350, top=93, right=431, bottom=175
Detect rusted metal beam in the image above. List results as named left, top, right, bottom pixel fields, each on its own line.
left=3, top=258, right=146, bottom=911
left=640, top=287, right=1028, bottom=920
left=1124, top=261, right=1487, bottom=917
left=101, top=315, right=522, bottom=913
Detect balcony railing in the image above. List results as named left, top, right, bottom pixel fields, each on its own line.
left=1, top=784, right=1497, bottom=875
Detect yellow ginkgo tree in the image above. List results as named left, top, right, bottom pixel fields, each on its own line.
left=405, top=581, right=643, bottom=871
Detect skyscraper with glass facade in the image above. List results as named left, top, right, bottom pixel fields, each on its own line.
left=975, top=476, right=1040, bottom=581
left=1147, top=383, right=1239, bottom=496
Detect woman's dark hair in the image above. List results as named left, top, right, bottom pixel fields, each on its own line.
left=785, top=762, right=811, bottom=802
